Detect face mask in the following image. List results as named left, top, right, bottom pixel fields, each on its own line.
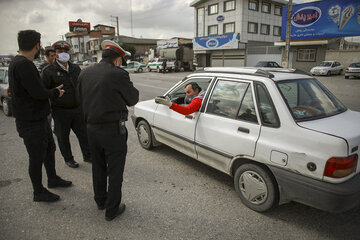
left=184, top=95, right=195, bottom=104
left=57, top=52, right=70, bottom=63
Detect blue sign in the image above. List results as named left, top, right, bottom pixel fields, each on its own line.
left=217, top=15, right=225, bottom=22
left=193, top=33, right=239, bottom=51
left=281, top=0, right=360, bottom=40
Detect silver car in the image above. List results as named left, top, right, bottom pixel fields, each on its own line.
left=345, top=62, right=360, bottom=79
left=310, top=61, right=344, bottom=76
left=0, top=67, right=12, bottom=116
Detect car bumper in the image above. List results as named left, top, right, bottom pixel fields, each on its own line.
left=269, top=166, right=360, bottom=213
left=345, top=72, right=360, bottom=77
left=311, top=72, right=328, bottom=76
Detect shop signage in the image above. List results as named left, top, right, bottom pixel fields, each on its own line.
left=193, top=33, right=239, bottom=51
left=69, top=20, right=90, bottom=32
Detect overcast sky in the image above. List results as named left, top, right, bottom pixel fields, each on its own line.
left=0, top=0, right=357, bottom=55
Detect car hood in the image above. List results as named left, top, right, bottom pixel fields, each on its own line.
left=311, top=66, right=331, bottom=71
left=298, top=110, right=360, bottom=155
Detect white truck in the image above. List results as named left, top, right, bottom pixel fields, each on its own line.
left=147, top=58, right=175, bottom=73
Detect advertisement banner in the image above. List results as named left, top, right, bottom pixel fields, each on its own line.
left=69, top=21, right=90, bottom=32
left=193, top=33, right=239, bottom=51
left=157, top=39, right=178, bottom=49
left=281, top=0, right=360, bottom=40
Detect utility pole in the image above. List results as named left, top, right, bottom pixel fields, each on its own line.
left=111, top=15, right=120, bottom=43
left=284, top=0, right=293, bottom=68
left=130, top=0, right=134, bottom=37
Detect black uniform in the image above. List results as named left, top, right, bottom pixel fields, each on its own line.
left=42, top=60, right=90, bottom=163
left=9, top=55, right=60, bottom=193
left=77, top=59, right=139, bottom=218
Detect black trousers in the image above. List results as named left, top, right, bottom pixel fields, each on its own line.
left=87, top=122, right=128, bottom=217
left=52, top=108, right=90, bottom=162
left=15, top=118, right=57, bottom=193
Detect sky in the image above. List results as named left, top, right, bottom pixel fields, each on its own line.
left=0, top=0, right=358, bottom=55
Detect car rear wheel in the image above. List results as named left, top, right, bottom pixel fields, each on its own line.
left=148, top=67, right=152, bottom=72
left=138, top=68, right=143, bottom=73
left=345, top=76, right=349, bottom=79
left=234, top=163, right=278, bottom=212
left=2, top=98, right=12, bottom=116
left=327, top=71, right=331, bottom=76
left=339, top=69, right=343, bottom=75
left=136, top=120, right=153, bottom=150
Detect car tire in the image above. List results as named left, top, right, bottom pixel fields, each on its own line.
left=345, top=76, right=349, bottom=79
left=148, top=67, right=152, bottom=72
left=339, top=69, right=343, bottom=75
left=327, top=71, right=331, bottom=76
left=157, top=68, right=161, bottom=73
left=138, top=68, right=143, bottom=73
left=234, top=163, right=278, bottom=212
left=136, top=120, right=154, bottom=150
left=2, top=98, right=12, bottom=116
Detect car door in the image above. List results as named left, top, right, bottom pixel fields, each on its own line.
left=195, top=78, right=261, bottom=174
left=152, top=77, right=213, bottom=159
left=0, top=69, right=6, bottom=98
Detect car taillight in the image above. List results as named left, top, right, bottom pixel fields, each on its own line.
left=324, top=155, right=358, bottom=178
left=7, top=87, right=11, bottom=97
left=346, top=68, right=349, bottom=71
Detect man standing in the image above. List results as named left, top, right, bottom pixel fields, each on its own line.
left=9, top=30, right=72, bottom=202
left=42, top=40, right=91, bottom=168
left=39, top=47, right=56, bottom=73
left=77, top=40, right=139, bottom=221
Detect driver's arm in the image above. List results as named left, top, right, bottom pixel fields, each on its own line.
left=170, top=98, right=203, bottom=115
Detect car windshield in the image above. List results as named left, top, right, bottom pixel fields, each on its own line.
left=319, top=62, right=332, bottom=67
left=277, top=78, right=346, bottom=121
left=256, top=62, right=280, bottom=67
left=349, top=63, right=360, bottom=68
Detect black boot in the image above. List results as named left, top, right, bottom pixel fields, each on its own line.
left=48, top=176, right=72, bottom=188
left=33, top=188, right=60, bottom=202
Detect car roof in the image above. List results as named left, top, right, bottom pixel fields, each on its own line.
left=188, top=67, right=312, bottom=82
left=0, top=67, right=8, bottom=70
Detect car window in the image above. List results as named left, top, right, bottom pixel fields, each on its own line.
left=277, top=78, right=346, bottom=121
left=168, top=78, right=212, bottom=105
left=127, top=62, right=134, bottom=67
left=237, top=85, right=258, bottom=123
left=256, top=84, right=279, bottom=126
left=320, top=62, right=331, bottom=67
left=206, top=80, right=248, bottom=119
left=349, top=63, right=360, bottom=68
left=0, top=69, right=5, bottom=83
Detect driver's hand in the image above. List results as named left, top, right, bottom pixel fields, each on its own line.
left=155, top=96, right=172, bottom=107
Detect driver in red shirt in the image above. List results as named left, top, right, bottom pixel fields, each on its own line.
left=155, top=82, right=206, bottom=115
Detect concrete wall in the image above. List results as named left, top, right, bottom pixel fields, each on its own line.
left=325, top=50, right=360, bottom=68
left=288, top=46, right=327, bottom=72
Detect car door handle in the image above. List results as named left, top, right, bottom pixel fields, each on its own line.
left=185, top=115, right=193, bottom=119
left=238, top=127, right=249, bottom=134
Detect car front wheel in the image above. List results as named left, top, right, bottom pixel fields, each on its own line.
left=2, top=98, right=12, bottom=116
left=234, top=163, right=278, bottom=212
left=136, top=120, right=153, bottom=150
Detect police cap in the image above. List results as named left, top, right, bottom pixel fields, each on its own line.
left=52, top=40, right=71, bottom=50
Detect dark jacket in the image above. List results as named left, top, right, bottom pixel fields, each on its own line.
left=8, top=55, right=59, bottom=121
left=77, top=59, right=139, bottom=124
left=42, top=60, right=81, bottom=110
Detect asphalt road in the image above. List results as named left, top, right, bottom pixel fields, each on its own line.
left=0, top=71, right=359, bottom=240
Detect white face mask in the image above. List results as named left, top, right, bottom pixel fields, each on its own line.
left=57, top=52, right=70, bottom=63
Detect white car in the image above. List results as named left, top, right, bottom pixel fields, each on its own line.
left=345, top=62, right=360, bottom=79
left=147, top=58, right=175, bottom=73
left=310, top=61, right=344, bottom=76
left=132, top=67, right=360, bottom=213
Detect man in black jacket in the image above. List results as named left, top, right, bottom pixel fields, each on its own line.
left=77, top=40, right=139, bottom=221
left=42, top=40, right=91, bottom=168
left=9, top=30, right=72, bottom=202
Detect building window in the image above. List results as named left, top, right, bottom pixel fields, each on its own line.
left=248, top=22, right=258, bottom=33
left=249, top=0, right=259, bottom=11
left=274, top=5, right=282, bottom=16
left=224, top=0, right=235, bottom=12
left=273, top=26, right=281, bottom=36
left=261, top=2, right=271, bottom=13
left=197, top=7, right=205, bottom=37
left=260, top=24, right=270, bottom=35
left=208, top=4, right=218, bottom=15
left=224, top=22, right=235, bottom=34
left=208, top=25, right=218, bottom=35
left=105, top=27, right=110, bottom=31
left=297, top=49, right=317, bottom=62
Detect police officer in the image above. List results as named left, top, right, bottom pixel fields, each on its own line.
left=77, top=40, right=139, bottom=221
left=42, top=40, right=91, bottom=168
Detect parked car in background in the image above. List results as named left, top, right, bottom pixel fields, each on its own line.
left=255, top=61, right=282, bottom=68
left=73, top=60, right=83, bottom=65
left=121, top=61, right=146, bottom=73
left=345, top=62, right=360, bottom=79
left=147, top=58, right=175, bottom=73
left=310, top=61, right=343, bottom=76
left=132, top=67, right=360, bottom=213
left=0, top=67, right=12, bottom=116
left=83, top=60, right=96, bottom=66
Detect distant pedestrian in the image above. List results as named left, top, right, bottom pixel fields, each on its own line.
left=162, top=58, right=167, bottom=73
left=8, top=30, right=72, bottom=202
left=42, top=40, right=91, bottom=168
left=77, top=40, right=139, bottom=221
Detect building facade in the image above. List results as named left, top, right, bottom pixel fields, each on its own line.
left=190, top=0, right=286, bottom=67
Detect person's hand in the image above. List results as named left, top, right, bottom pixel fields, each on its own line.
left=155, top=96, right=172, bottom=107
left=56, top=84, right=65, bottom=97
